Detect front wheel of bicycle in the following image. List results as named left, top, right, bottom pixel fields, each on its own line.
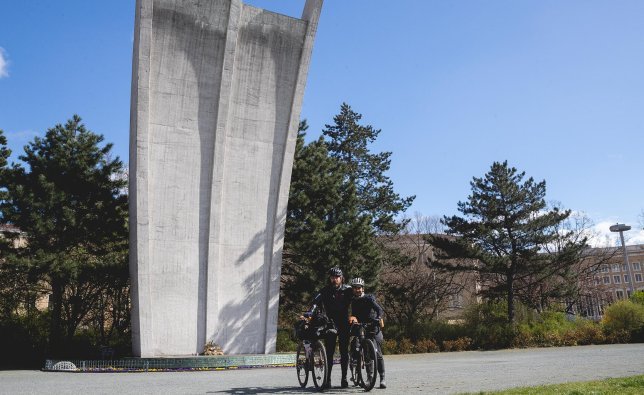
left=349, top=338, right=360, bottom=386
left=358, top=338, right=378, bottom=391
left=296, top=341, right=309, bottom=388
left=311, top=340, right=328, bottom=390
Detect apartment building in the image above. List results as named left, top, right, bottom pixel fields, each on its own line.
left=384, top=233, right=644, bottom=321
left=574, top=244, right=644, bottom=320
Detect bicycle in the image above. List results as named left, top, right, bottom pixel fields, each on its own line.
left=348, top=320, right=379, bottom=391
left=294, top=308, right=337, bottom=390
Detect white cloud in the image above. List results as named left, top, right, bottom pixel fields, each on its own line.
left=628, top=228, right=644, bottom=245
left=590, top=220, right=644, bottom=248
left=540, top=207, right=644, bottom=248
left=0, top=47, right=8, bottom=78
left=591, top=221, right=621, bottom=247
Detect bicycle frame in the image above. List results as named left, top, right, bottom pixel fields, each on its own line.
left=295, top=312, right=335, bottom=390
left=348, top=322, right=379, bottom=391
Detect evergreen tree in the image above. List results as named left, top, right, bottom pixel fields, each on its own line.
left=283, top=105, right=413, bottom=312
left=283, top=122, right=378, bottom=311
left=0, top=116, right=128, bottom=355
left=0, top=129, right=11, bottom=229
left=0, top=129, right=21, bottom=318
left=427, top=161, right=587, bottom=324
left=0, top=129, right=9, bottom=179
left=323, top=103, right=414, bottom=234
left=0, top=129, right=10, bottom=227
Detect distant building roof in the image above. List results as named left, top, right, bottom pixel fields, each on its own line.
left=0, top=224, right=22, bottom=234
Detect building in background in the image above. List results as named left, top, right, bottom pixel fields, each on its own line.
left=383, top=232, right=644, bottom=323
left=573, top=244, right=644, bottom=320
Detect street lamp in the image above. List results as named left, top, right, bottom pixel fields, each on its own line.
left=609, top=223, right=635, bottom=295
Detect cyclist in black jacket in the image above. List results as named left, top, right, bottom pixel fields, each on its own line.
left=349, top=277, right=386, bottom=389
left=306, top=267, right=353, bottom=388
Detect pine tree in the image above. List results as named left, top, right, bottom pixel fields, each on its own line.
left=0, top=129, right=10, bottom=219
left=0, top=129, right=21, bottom=318
left=283, top=105, right=413, bottom=312
left=323, top=103, right=414, bottom=234
left=0, top=116, right=128, bottom=355
left=427, top=161, right=587, bottom=324
left=0, top=129, right=9, bottom=174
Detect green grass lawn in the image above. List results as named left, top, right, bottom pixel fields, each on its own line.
left=468, top=375, right=644, bottom=395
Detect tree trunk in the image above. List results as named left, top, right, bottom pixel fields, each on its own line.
left=507, top=268, right=515, bottom=324
left=48, top=275, right=64, bottom=357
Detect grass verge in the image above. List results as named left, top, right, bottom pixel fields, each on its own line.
left=468, top=375, right=644, bottom=394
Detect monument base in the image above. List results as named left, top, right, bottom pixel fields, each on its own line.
left=43, top=354, right=296, bottom=372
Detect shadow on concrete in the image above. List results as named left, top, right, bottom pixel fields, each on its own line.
left=209, top=386, right=366, bottom=394
left=215, top=240, right=283, bottom=352
left=208, top=387, right=310, bottom=394
left=215, top=261, right=264, bottom=351
left=208, top=386, right=361, bottom=394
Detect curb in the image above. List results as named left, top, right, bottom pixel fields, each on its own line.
left=44, top=354, right=297, bottom=373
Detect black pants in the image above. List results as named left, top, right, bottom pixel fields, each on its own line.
left=325, top=327, right=349, bottom=381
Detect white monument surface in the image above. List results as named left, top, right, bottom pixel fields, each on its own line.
left=129, top=0, right=322, bottom=357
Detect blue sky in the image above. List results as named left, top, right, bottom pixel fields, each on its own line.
left=1, top=1, right=643, bottom=245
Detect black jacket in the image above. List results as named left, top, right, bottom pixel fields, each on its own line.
left=350, top=294, right=384, bottom=324
left=310, top=284, right=353, bottom=328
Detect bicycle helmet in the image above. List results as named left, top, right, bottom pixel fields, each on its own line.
left=350, top=277, right=365, bottom=288
left=328, top=267, right=343, bottom=277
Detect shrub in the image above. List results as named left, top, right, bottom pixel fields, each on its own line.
left=463, top=301, right=514, bottom=349
left=0, top=314, right=49, bottom=369
left=603, top=300, right=644, bottom=332
left=605, top=329, right=631, bottom=344
left=381, top=339, right=398, bottom=355
left=397, top=338, right=414, bottom=354
left=539, top=311, right=573, bottom=330
left=442, top=337, right=472, bottom=352
left=573, top=321, right=605, bottom=345
left=414, top=338, right=440, bottom=353
left=408, top=319, right=468, bottom=344
left=631, top=290, right=644, bottom=306
left=512, top=309, right=606, bottom=348
left=512, top=325, right=535, bottom=348
left=602, top=300, right=644, bottom=342
left=276, top=328, right=297, bottom=352
left=381, top=323, right=403, bottom=342
left=545, top=331, right=567, bottom=347
left=561, top=329, right=580, bottom=346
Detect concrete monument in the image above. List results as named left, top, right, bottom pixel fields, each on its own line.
left=129, top=0, right=323, bottom=357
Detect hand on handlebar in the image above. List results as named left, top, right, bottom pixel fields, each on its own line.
left=299, top=312, right=313, bottom=322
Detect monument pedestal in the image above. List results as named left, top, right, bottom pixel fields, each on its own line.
left=44, top=354, right=296, bottom=372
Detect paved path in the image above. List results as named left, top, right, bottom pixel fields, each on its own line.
left=1, top=344, right=643, bottom=394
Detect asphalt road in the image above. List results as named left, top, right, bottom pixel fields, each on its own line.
left=1, top=344, right=643, bottom=394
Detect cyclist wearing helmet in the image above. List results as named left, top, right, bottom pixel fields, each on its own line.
left=350, top=277, right=387, bottom=389
left=306, top=267, right=353, bottom=388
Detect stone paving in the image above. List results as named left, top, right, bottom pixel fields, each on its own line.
left=1, top=344, right=643, bottom=394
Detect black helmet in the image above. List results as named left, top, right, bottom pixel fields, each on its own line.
left=328, top=267, right=343, bottom=277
